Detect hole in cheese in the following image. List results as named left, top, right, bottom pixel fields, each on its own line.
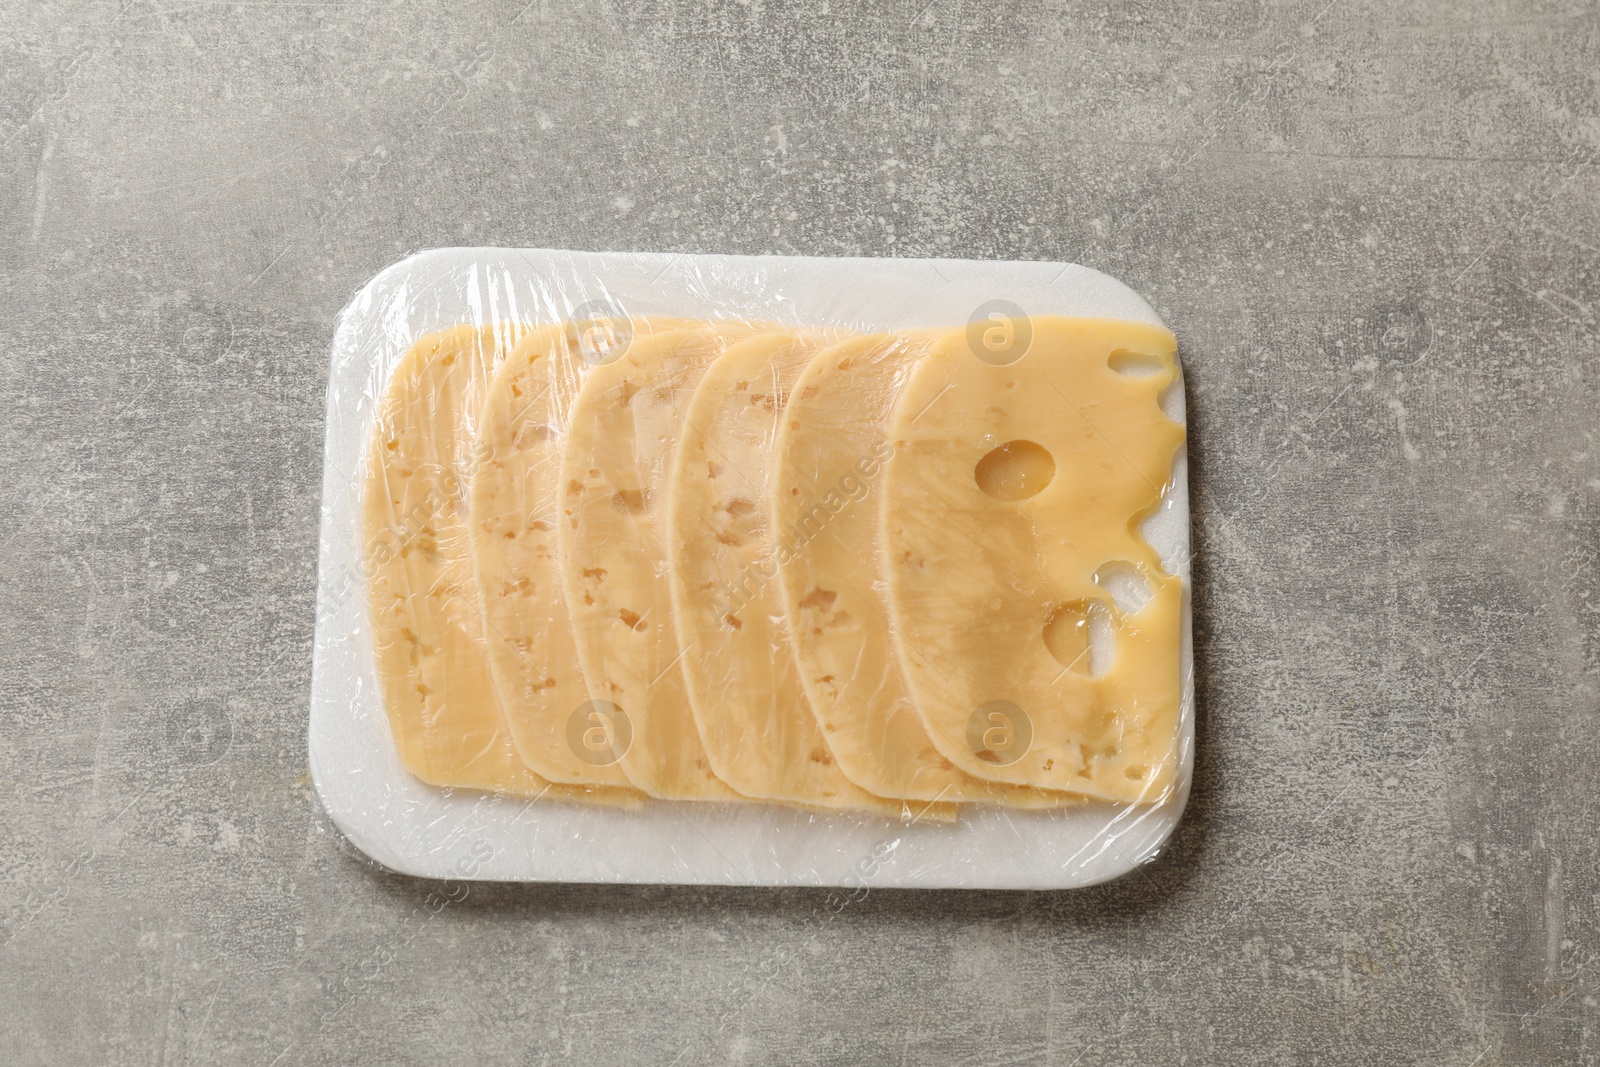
left=512, top=422, right=553, bottom=449
left=1042, top=598, right=1116, bottom=679
left=973, top=439, right=1054, bottom=501
left=1093, top=560, right=1153, bottom=615
left=1042, top=600, right=1089, bottom=673
left=611, top=488, right=647, bottom=514
left=1086, top=605, right=1115, bottom=677
left=1107, top=349, right=1165, bottom=377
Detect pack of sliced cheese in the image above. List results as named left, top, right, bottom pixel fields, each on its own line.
left=311, top=249, right=1193, bottom=889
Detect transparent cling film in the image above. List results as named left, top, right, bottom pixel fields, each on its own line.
left=310, top=249, right=1194, bottom=889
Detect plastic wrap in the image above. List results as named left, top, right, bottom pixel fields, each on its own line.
left=310, top=249, right=1193, bottom=889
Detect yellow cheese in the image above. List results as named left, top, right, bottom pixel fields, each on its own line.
left=558, top=324, right=764, bottom=801
left=667, top=332, right=949, bottom=818
left=469, top=317, right=692, bottom=787
left=773, top=332, right=1083, bottom=808
left=362, top=324, right=638, bottom=803
left=883, top=317, right=1186, bottom=803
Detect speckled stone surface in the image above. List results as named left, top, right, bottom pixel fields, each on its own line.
left=1, top=1, right=1597, bottom=1063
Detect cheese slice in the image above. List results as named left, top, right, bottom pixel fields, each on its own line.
left=773, top=332, right=1083, bottom=808
left=362, top=323, right=638, bottom=803
left=882, top=317, right=1186, bottom=803
left=558, top=323, right=765, bottom=800
left=469, top=317, right=692, bottom=787
left=667, top=332, right=949, bottom=818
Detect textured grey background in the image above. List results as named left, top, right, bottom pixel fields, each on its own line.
left=1, top=0, right=1596, bottom=1063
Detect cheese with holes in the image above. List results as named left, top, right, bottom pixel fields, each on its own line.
left=773, top=332, right=1082, bottom=808
left=558, top=324, right=763, bottom=801
left=668, top=332, right=946, bottom=817
left=362, top=324, right=638, bottom=802
left=882, top=317, right=1186, bottom=803
left=469, top=318, right=689, bottom=787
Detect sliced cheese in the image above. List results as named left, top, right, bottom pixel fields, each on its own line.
left=773, top=332, right=1083, bottom=808
left=667, top=332, right=949, bottom=818
left=882, top=317, right=1186, bottom=803
left=557, top=324, right=763, bottom=801
left=469, top=317, right=692, bottom=787
left=362, top=323, right=638, bottom=803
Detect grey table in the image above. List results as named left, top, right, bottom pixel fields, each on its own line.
left=2, top=1, right=1596, bottom=1064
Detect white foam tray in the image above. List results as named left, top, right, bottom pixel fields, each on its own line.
left=309, top=248, right=1192, bottom=889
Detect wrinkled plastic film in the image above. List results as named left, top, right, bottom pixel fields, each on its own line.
left=311, top=249, right=1194, bottom=889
